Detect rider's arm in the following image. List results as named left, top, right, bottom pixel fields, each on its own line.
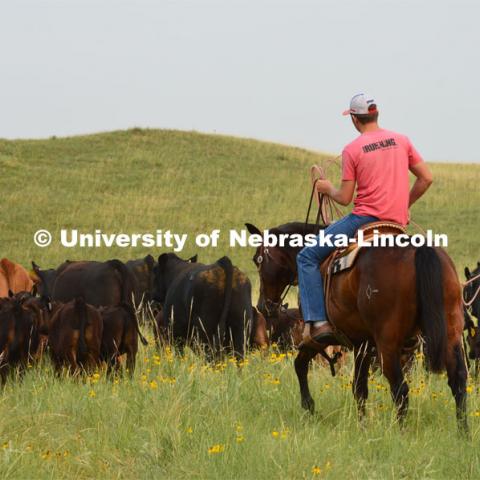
left=316, top=179, right=355, bottom=206
left=409, top=162, right=433, bottom=207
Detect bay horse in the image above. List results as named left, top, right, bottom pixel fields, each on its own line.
left=246, top=222, right=468, bottom=432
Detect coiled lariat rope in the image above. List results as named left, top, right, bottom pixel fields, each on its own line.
left=305, top=157, right=343, bottom=230
left=464, top=272, right=480, bottom=308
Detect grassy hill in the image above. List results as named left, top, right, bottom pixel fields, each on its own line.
left=0, top=128, right=479, bottom=285
left=0, top=129, right=480, bottom=479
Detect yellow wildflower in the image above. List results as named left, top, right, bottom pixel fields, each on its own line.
left=208, top=444, right=225, bottom=455
left=88, top=390, right=96, bottom=398
left=41, top=450, right=51, bottom=460
left=312, top=466, right=322, bottom=475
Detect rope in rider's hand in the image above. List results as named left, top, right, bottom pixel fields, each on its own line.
left=309, top=160, right=343, bottom=226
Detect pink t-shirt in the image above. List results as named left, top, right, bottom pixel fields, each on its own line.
left=342, top=128, right=423, bottom=226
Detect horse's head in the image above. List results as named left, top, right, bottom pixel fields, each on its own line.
left=465, top=263, right=480, bottom=320
left=246, top=223, right=297, bottom=318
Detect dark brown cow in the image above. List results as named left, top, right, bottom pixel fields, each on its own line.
left=99, top=303, right=148, bottom=375
left=0, top=297, right=40, bottom=384
left=126, top=255, right=156, bottom=307
left=15, top=293, right=59, bottom=360
left=48, top=298, right=103, bottom=374
left=31, top=260, right=135, bottom=307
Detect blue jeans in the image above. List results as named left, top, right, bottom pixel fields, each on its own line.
left=297, top=213, right=378, bottom=322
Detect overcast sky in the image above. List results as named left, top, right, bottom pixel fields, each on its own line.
left=1, top=0, right=478, bottom=162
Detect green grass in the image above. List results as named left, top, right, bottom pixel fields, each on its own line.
left=0, top=129, right=480, bottom=479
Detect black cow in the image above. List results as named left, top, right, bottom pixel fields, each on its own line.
left=126, top=255, right=156, bottom=307
left=153, top=253, right=255, bottom=358
left=465, top=263, right=480, bottom=320
left=31, top=260, right=135, bottom=307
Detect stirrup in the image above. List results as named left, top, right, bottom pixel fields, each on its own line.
left=299, top=331, right=344, bottom=351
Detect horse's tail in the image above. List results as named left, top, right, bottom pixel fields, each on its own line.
left=415, top=246, right=447, bottom=372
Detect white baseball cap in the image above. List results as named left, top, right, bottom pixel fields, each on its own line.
left=342, top=93, right=378, bottom=116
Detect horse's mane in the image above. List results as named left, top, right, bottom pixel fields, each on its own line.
left=269, top=222, right=324, bottom=237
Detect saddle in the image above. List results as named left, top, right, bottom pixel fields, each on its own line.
left=325, top=221, right=407, bottom=276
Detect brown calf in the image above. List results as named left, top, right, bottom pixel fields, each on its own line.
left=48, top=298, right=103, bottom=374
left=0, top=297, right=40, bottom=384
left=267, top=307, right=347, bottom=370
left=99, top=303, right=148, bottom=375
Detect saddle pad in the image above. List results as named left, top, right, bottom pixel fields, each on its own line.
left=330, top=222, right=406, bottom=275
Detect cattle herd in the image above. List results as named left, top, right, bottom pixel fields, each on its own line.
left=0, top=253, right=479, bottom=385
left=0, top=253, right=284, bottom=384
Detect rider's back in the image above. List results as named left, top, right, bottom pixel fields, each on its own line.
left=342, top=128, right=422, bottom=225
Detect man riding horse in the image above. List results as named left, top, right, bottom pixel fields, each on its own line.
left=298, top=93, right=434, bottom=347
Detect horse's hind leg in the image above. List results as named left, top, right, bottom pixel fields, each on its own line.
left=378, top=345, right=409, bottom=425
left=446, top=342, right=468, bottom=434
left=353, top=343, right=372, bottom=420
left=294, top=347, right=318, bottom=413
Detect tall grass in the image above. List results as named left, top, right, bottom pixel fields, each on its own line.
left=0, top=341, right=479, bottom=479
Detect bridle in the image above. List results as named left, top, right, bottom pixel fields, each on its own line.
left=256, top=245, right=297, bottom=317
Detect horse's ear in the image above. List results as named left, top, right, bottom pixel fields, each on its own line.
left=144, top=254, right=155, bottom=270
left=188, top=255, right=198, bottom=263
left=157, top=253, right=168, bottom=270
left=245, top=223, right=262, bottom=236
left=465, top=267, right=471, bottom=279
